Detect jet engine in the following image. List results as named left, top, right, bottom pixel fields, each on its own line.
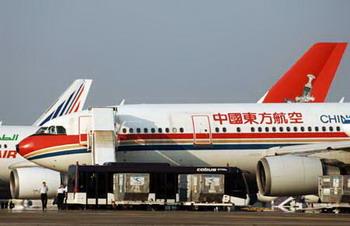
left=10, top=167, right=61, bottom=199
left=256, top=155, right=344, bottom=196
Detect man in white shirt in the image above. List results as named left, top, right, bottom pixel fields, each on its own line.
left=40, top=181, right=48, bottom=211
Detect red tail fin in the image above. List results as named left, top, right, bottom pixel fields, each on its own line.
left=262, top=42, right=347, bottom=103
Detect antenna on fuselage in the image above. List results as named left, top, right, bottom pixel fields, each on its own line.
left=119, top=99, right=125, bottom=106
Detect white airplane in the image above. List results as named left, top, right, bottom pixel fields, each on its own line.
left=0, top=79, right=92, bottom=200
left=17, top=43, right=350, bottom=198
left=3, top=41, right=341, bottom=202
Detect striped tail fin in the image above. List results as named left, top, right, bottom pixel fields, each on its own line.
left=33, top=79, right=92, bottom=126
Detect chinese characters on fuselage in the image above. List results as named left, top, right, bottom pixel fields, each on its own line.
left=213, top=112, right=303, bottom=125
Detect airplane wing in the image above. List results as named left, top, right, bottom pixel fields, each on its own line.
left=263, top=141, right=350, bottom=157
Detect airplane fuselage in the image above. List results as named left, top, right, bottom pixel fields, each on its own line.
left=19, top=103, right=350, bottom=174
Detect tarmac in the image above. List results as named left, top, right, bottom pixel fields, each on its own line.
left=0, top=209, right=350, bottom=226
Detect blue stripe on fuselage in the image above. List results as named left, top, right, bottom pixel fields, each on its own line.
left=27, top=148, right=88, bottom=161
left=117, top=143, right=301, bottom=151
left=26, top=143, right=303, bottom=160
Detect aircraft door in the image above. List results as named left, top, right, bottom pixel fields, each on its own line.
left=192, top=115, right=212, bottom=145
left=78, top=116, right=92, bottom=148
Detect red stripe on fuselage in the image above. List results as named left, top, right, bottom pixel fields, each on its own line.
left=18, top=132, right=348, bottom=157
left=118, top=132, right=348, bottom=140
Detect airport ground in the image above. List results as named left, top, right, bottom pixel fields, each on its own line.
left=0, top=209, right=350, bottom=226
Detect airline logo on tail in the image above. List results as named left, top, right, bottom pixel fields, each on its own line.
left=261, top=42, right=347, bottom=103
left=34, top=79, right=92, bottom=126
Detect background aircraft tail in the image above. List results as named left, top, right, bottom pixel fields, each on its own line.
left=260, top=42, right=347, bottom=103
left=33, top=79, right=92, bottom=126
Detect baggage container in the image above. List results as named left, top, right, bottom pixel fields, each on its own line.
left=178, top=174, right=224, bottom=203
left=319, top=175, right=350, bottom=203
left=113, top=173, right=150, bottom=201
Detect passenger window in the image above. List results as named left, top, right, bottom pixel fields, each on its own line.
left=122, top=128, right=127, bottom=134
left=151, top=128, right=156, bottom=133
left=279, top=127, right=284, bottom=132
left=308, top=126, right=312, bottom=132
left=0, top=144, right=2, bottom=148
left=4, top=144, right=7, bottom=148
left=322, top=126, right=326, bottom=132
left=129, top=128, right=134, bottom=134
left=329, top=126, right=333, bottom=132
left=158, top=128, right=163, bottom=133
left=258, top=127, right=262, bottom=132
left=265, top=127, right=269, bottom=132
left=300, top=127, right=305, bottom=132
left=286, top=127, right=291, bottom=132
left=293, top=127, right=298, bottom=132
left=165, top=128, right=170, bottom=133
left=314, top=126, right=319, bottom=132
left=236, top=127, right=241, bottom=133
left=336, top=126, right=341, bottom=132
left=179, top=128, right=184, bottom=133
left=223, top=127, right=227, bottom=133
left=172, top=128, right=177, bottom=133
left=251, top=127, right=255, bottom=133
left=272, top=127, right=276, bottom=132
left=144, top=128, right=148, bottom=133
left=136, top=128, right=141, bottom=133
left=215, top=127, right=220, bottom=133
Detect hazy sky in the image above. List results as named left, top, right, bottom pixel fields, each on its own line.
left=0, top=0, right=349, bottom=125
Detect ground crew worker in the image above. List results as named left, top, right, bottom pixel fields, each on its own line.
left=56, top=184, right=65, bottom=210
left=40, top=181, right=48, bottom=211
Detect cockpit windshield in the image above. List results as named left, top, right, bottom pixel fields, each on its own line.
left=56, top=126, right=66, bottom=134
left=35, top=126, right=66, bottom=135
left=35, top=127, right=48, bottom=134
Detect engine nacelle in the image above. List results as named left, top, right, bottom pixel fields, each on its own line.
left=257, top=156, right=326, bottom=196
left=10, top=167, right=61, bottom=199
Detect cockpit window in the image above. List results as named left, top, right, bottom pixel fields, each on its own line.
left=56, top=126, right=66, bottom=134
left=35, top=126, right=66, bottom=135
left=36, top=127, right=48, bottom=134
left=49, top=126, right=56, bottom=134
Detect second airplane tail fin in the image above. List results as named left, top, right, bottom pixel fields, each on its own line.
left=33, top=79, right=92, bottom=126
left=261, top=42, right=347, bottom=103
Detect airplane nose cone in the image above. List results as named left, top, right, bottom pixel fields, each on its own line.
left=17, top=136, right=36, bottom=157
